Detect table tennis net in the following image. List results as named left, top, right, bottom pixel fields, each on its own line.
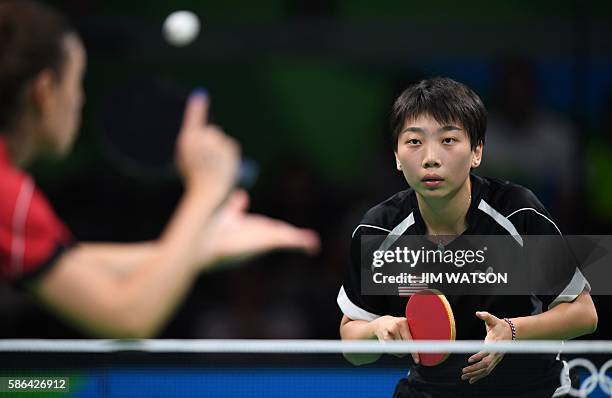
left=0, top=339, right=610, bottom=397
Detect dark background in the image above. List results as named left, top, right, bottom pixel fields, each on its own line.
left=1, top=0, right=612, bottom=342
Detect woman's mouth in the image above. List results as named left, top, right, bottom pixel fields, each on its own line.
left=422, top=174, right=444, bottom=187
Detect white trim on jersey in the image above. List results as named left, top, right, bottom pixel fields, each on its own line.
left=501, top=205, right=591, bottom=309
left=337, top=286, right=381, bottom=322
left=377, top=212, right=415, bottom=252
left=477, top=198, right=582, bottom=390
left=506, top=207, right=563, bottom=235
left=11, top=177, right=34, bottom=277
left=477, top=199, right=524, bottom=247
left=548, top=268, right=591, bottom=310
left=351, top=224, right=392, bottom=238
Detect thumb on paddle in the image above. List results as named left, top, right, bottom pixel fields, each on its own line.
left=475, top=311, right=496, bottom=326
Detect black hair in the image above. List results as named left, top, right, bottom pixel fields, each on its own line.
left=0, top=0, right=74, bottom=131
left=390, top=77, right=487, bottom=149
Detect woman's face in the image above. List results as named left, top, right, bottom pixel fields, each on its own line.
left=38, top=33, right=86, bottom=157
left=394, top=114, right=483, bottom=201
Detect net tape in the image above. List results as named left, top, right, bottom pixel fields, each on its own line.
left=0, top=339, right=610, bottom=397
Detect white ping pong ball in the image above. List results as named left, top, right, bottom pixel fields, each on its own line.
left=163, top=11, right=200, bottom=47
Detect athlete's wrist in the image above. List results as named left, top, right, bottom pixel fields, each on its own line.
left=503, top=317, right=517, bottom=340
left=369, top=317, right=382, bottom=339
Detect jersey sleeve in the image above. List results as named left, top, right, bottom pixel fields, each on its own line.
left=507, top=188, right=590, bottom=310
left=0, top=176, right=74, bottom=284
left=337, top=222, right=389, bottom=321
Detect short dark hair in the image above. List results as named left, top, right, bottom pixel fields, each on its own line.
left=0, top=0, right=73, bottom=131
left=390, top=77, right=487, bottom=149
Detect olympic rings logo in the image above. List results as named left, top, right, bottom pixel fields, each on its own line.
left=561, top=358, right=612, bottom=397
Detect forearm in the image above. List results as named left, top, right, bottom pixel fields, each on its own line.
left=158, top=182, right=225, bottom=267
left=98, top=183, right=227, bottom=334
left=340, top=318, right=375, bottom=340
left=96, top=184, right=227, bottom=335
left=34, top=239, right=197, bottom=338
left=81, top=242, right=157, bottom=276
left=34, top=184, right=226, bottom=338
left=87, top=182, right=225, bottom=274
left=512, top=291, right=597, bottom=340
left=340, top=316, right=381, bottom=365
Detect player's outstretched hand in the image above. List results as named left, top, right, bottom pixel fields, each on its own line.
left=197, top=190, right=320, bottom=267
left=372, top=315, right=420, bottom=364
left=176, top=90, right=240, bottom=197
left=462, top=311, right=512, bottom=384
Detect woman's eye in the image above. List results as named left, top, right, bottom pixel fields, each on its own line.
left=407, top=139, right=420, bottom=145
left=442, top=137, right=456, bottom=144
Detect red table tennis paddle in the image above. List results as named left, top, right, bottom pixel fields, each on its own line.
left=405, top=289, right=456, bottom=366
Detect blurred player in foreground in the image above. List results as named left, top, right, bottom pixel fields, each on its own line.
left=0, top=0, right=319, bottom=338
left=338, top=77, right=597, bottom=397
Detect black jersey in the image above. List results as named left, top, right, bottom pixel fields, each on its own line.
left=338, top=174, right=590, bottom=397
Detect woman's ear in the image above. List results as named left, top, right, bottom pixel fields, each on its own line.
left=29, top=68, right=56, bottom=117
left=394, top=152, right=402, bottom=170
left=471, top=142, right=483, bottom=168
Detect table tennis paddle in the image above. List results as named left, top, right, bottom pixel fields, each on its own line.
left=405, top=289, right=456, bottom=366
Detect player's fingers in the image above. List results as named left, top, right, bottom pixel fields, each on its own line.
left=383, top=330, right=408, bottom=359
left=280, top=228, right=320, bottom=254
left=397, top=318, right=412, bottom=340
left=469, top=373, right=487, bottom=384
left=465, top=353, right=503, bottom=381
left=466, top=353, right=503, bottom=383
left=462, top=359, right=488, bottom=374
left=476, top=311, right=499, bottom=328
left=462, top=368, right=487, bottom=380
left=253, top=219, right=320, bottom=253
left=475, top=311, right=491, bottom=321
left=386, top=322, right=405, bottom=341
left=227, top=189, right=250, bottom=212
left=293, top=229, right=320, bottom=254
left=467, top=350, right=488, bottom=364
left=378, top=330, right=394, bottom=341
left=470, top=362, right=498, bottom=384
left=489, top=353, right=504, bottom=370
left=397, top=318, right=419, bottom=364
left=271, top=224, right=317, bottom=244
left=181, top=89, right=209, bottom=131
left=388, top=324, right=401, bottom=340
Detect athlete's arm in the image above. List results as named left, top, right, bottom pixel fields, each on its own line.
left=71, top=242, right=157, bottom=277
left=30, top=93, right=239, bottom=338
left=463, top=290, right=597, bottom=384
left=74, top=192, right=320, bottom=279
left=512, top=289, right=597, bottom=340
left=31, top=185, right=225, bottom=338
left=340, top=314, right=419, bottom=365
